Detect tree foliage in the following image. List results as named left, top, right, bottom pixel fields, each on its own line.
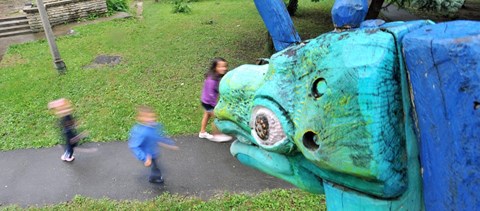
left=409, top=0, right=465, bottom=13
left=287, top=0, right=465, bottom=20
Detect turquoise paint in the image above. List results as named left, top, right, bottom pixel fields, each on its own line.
left=231, top=141, right=325, bottom=194
left=214, top=19, right=436, bottom=210
left=323, top=20, right=433, bottom=210
left=231, top=141, right=293, bottom=176
left=215, top=64, right=268, bottom=134
left=216, top=24, right=415, bottom=198
left=216, top=0, right=479, bottom=209
left=314, top=79, right=327, bottom=96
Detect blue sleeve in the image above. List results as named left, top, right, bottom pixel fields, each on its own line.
left=153, top=124, right=176, bottom=146
left=128, top=126, right=147, bottom=161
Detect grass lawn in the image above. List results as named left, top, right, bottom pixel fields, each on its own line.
left=3, top=189, right=326, bottom=210
left=0, top=0, right=334, bottom=150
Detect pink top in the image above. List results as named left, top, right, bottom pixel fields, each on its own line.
left=201, top=75, right=220, bottom=106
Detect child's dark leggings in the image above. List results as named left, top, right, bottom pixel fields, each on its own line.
left=150, top=158, right=163, bottom=179
left=65, top=141, right=77, bottom=157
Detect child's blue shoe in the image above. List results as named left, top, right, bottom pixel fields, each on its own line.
left=149, top=176, right=164, bottom=184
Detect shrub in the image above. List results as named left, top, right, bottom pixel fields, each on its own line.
left=107, top=0, right=129, bottom=13
left=172, top=0, right=192, bottom=13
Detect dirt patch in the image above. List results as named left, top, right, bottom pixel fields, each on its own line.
left=83, top=55, right=122, bottom=69
left=455, top=0, right=480, bottom=20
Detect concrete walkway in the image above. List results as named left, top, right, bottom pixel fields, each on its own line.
left=381, top=3, right=419, bottom=21
left=0, top=136, right=293, bottom=207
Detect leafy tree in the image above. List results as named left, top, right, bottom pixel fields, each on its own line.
left=368, top=0, right=465, bottom=19
left=285, top=0, right=465, bottom=20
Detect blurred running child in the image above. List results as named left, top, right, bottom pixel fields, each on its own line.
left=128, top=106, right=179, bottom=183
left=48, top=98, right=87, bottom=162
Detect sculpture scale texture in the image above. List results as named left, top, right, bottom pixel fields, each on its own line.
left=215, top=0, right=480, bottom=210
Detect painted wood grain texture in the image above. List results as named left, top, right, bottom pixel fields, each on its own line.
left=286, top=29, right=407, bottom=198
left=253, top=0, right=301, bottom=51
left=331, top=0, right=368, bottom=28
left=403, top=20, right=480, bottom=210
left=217, top=28, right=413, bottom=198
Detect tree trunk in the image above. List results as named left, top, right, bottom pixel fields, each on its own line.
left=366, top=0, right=386, bottom=19
left=266, top=31, right=275, bottom=55
left=287, top=0, right=298, bottom=16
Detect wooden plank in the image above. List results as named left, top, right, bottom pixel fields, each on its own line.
left=403, top=20, right=480, bottom=210
left=253, top=0, right=301, bottom=51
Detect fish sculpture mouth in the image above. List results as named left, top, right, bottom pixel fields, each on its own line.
left=229, top=139, right=326, bottom=194
left=213, top=65, right=325, bottom=193
left=218, top=114, right=325, bottom=194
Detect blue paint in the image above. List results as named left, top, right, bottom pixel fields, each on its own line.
left=403, top=20, right=480, bottom=210
left=253, top=0, right=301, bottom=51
left=331, top=0, right=368, bottom=29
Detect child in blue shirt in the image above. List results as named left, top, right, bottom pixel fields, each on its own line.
left=128, top=106, right=179, bottom=183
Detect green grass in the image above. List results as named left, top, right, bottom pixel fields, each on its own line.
left=0, top=0, right=334, bottom=150
left=1, top=189, right=326, bottom=210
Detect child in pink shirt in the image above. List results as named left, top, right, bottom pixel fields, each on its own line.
left=199, top=57, right=232, bottom=142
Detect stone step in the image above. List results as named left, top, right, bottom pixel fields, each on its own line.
left=0, top=19, right=30, bottom=28
left=0, top=29, right=33, bottom=38
left=0, top=16, right=28, bottom=23
left=0, top=25, right=31, bottom=34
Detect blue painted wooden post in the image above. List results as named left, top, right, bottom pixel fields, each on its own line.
left=403, top=20, right=480, bottom=210
left=253, top=0, right=301, bottom=51
left=331, top=0, right=368, bottom=29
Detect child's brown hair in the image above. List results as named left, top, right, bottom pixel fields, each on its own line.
left=48, top=98, right=73, bottom=117
left=136, top=105, right=156, bottom=124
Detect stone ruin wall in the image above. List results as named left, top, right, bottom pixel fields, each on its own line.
left=23, top=0, right=107, bottom=32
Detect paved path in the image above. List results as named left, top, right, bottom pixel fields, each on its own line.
left=0, top=136, right=293, bottom=207
left=381, top=4, right=419, bottom=21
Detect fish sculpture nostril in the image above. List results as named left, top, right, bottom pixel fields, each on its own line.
left=312, top=78, right=327, bottom=99
left=303, top=131, right=319, bottom=151
left=255, top=114, right=270, bottom=140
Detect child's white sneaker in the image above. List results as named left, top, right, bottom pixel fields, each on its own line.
left=198, top=132, right=214, bottom=139
left=65, top=156, right=75, bottom=162
left=209, top=134, right=233, bottom=143
left=61, top=152, right=75, bottom=162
